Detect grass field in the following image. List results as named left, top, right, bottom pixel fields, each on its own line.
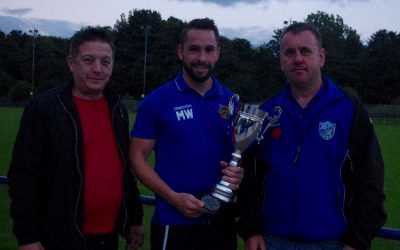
left=0, top=107, right=399, bottom=249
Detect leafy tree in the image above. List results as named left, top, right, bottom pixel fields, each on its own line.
left=36, top=80, right=60, bottom=92
left=217, top=37, right=258, bottom=101
left=143, top=15, right=182, bottom=97
left=0, top=29, right=7, bottom=70
left=305, top=11, right=364, bottom=91
left=34, top=36, right=70, bottom=89
left=0, top=10, right=399, bottom=105
left=150, top=17, right=184, bottom=84
left=114, top=9, right=165, bottom=99
left=8, top=80, right=32, bottom=101
left=3, top=30, right=32, bottom=81
left=361, top=30, right=400, bottom=104
left=253, top=44, right=283, bottom=101
left=0, top=69, right=15, bottom=96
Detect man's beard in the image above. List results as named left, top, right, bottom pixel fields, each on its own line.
left=183, top=61, right=213, bottom=83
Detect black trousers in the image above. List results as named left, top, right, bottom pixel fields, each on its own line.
left=84, top=233, right=119, bottom=250
left=151, top=216, right=237, bottom=250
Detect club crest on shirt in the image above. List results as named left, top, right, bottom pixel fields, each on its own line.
left=319, top=121, right=336, bottom=140
left=219, top=104, right=230, bottom=119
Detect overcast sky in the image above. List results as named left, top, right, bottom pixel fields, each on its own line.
left=0, top=0, right=398, bottom=45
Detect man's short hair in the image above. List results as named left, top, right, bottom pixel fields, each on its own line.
left=69, top=26, right=116, bottom=58
left=179, top=18, right=219, bottom=46
left=280, top=22, right=323, bottom=49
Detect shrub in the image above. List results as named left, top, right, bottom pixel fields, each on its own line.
left=393, top=96, right=400, bottom=105
left=0, top=69, right=14, bottom=96
left=8, top=81, right=32, bottom=102
left=37, top=80, right=60, bottom=92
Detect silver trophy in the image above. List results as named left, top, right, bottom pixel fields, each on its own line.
left=201, top=94, right=267, bottom=213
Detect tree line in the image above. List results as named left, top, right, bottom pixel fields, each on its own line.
left=0, top=9, right=399, bottom=104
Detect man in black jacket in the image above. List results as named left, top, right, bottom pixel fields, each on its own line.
left=8, top=27, right=144, bottom=250
left=237, top=22, right=386, bottom=250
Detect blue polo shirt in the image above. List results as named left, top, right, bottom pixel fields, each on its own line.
left=131, top=72, right=234, bottom=225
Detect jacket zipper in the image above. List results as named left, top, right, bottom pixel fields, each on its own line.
left=293, top=146, right=301, bottom=164
left=58, top=94, right=87, bottom=250
left=340, top=150, right=351, bottom=225
left=111, top=101, right=128, bottom=236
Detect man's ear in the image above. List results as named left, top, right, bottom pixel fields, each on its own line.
left=66, top=55, right=74, bottom=72
left=319, top=48, right=326, bottom=68
left=177, top=45, right=183, bottom=61
left=216, top=46, right=221, bottom=61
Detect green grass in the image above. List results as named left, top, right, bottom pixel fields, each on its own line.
left=0, top=107, right=23, bottom=174
left=0, top=108, right=399, bottom=249
left=0, top=107, right=23, bottom=249
left=373, top=120, right=400, bottom=229
left=365, top=119, right=400, bottom=250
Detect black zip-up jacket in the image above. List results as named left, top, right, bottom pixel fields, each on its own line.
left=8, top=83, right=143, bottom=249
left=237, top=89, right=386, bottom=250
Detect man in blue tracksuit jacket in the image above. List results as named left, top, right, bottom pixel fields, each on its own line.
left=237, top=22, right=386, bottom=250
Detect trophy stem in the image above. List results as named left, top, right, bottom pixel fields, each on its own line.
left=229, top=149, right=241, bottom=167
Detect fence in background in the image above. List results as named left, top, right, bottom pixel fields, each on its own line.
left=1, top=175, right=399, bottom=240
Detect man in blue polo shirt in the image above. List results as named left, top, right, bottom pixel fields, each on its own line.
left=129, top=18, right=243, bottom=250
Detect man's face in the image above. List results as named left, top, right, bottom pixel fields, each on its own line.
left=67, top=41, right=114, bottom=99
left=280, top=30, right=325, bottom=90
left=178, top=29, right=220, bottom=84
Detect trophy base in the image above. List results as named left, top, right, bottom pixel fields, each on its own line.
left=201, top=183, right=234, bottom=214
left=212, top=183, right=234, bottom=203
left=201, top=195, right=221, bottom=214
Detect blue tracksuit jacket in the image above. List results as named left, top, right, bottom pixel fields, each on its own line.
left=238, top=76, right=386, bottom=249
